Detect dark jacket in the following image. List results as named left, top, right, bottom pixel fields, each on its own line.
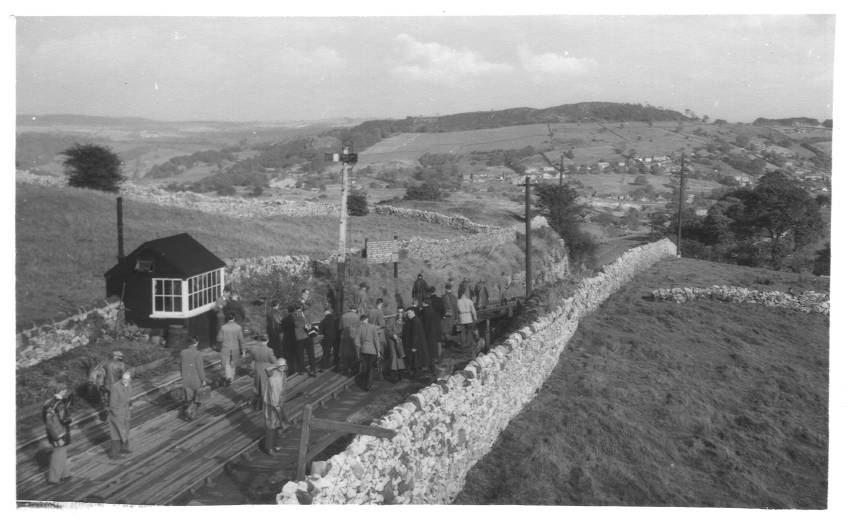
left=180, top=347, right=206, bottom=391
left=429, top=294, right=445, bottom=317
left=43, top=396, right=71, bottom=446
left=402, top=314, right=429, bottom=366
left=421, top=305, right=442, bottom=359
left=319, top=313, right=339, bottom=348
left=412, top=277, right=429, bottom=305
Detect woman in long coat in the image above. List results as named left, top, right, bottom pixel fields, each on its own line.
left=402, top=308, right=428, bottom=379
left=263, top=359, right=290, bottom=454
left=420, top=301, right=441, bottom=369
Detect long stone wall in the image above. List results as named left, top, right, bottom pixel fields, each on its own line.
left=276, top=238, right=677, bottom=505
left=372, top=205, right=502, bottom=234
left=649, top=286, right=830, bottom=316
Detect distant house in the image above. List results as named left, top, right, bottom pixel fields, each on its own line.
left=104, top=233, right=227, bottom=346
left=597, top=161, right=610, bottom=169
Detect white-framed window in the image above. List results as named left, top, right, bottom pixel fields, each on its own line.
left=152, top=278, right=183, bottom=316
left=187, top=269, right=222, bottom=311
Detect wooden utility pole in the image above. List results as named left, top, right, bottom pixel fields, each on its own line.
left=334, top=142, right=357, bottom=315
left=116, top=197, right=125, bottom=261
left=524, top=176, right=533, bottom=298
left=676, top=153, right=686, bottom=257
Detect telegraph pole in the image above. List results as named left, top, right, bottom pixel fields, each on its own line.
left=676, top=152, right=686, bottom=257
left=524, top=175, right=533, bottom=298
left=559, top=153, right=564, bottom=185
left=326, top=142, right=358, bottom=314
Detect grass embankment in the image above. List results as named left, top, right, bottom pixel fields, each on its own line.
left=455, top=258, right=828, bottom=508
left=15, top=183, right=470, bottom=327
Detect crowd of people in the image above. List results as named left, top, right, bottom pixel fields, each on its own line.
left=39, top=272, right=509, bottom=483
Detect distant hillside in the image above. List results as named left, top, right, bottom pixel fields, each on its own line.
left=753, top=117, right=822, bottom=127
left=329, top=102, right=688, bottom=152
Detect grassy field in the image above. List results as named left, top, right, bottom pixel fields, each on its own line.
left=455, top=258, right=828, bottom=507
left=15, top=183, right=472, bottom=327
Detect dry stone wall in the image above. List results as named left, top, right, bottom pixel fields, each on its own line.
left=16, top=300, right=123, bottom=369
left=649, top=286, right=829, bottom=316
left=276, top=238, right=677, bottom=505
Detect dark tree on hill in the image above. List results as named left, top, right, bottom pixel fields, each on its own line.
left=822, top=119, right=833, bottom=129
left=404, top=181, right=442, bottom=201
left=723, top=172, right=824, bottom=268
left=62, top=143, right=125, bottom=192
left=534, top=183, right=596, bottom=267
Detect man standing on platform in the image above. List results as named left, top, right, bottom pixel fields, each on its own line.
left=107, top=371, right=132, bottom=459
left=42, top=387, right=72, bottom=483
left=217, top=313, right=244, bottom=386
left=247, top=337, right=276, bottom=411
left=339, top=305, right=361, bottom=376
left=179, top=337, right=206, bottom=421
left=441, top=283, right=458, bottom=346
left=293, top=302, right=316, bottom=377
left=457, top=290, right=478, bottom=355
left=354, top=314, right=381, bottom=391
left=402, top=307, right=428, bottom=380
left=421, top=298, right=441, bottom=373
left=318, top=308, right=339, bottom=370
left=411, top=273, right=429, bottom=307
left=367, top=298, right=386, bottom=328
left=266, top=300, right=284, bottom=359
left=354, top=283, right=369, bottom=316
left=263, top=358, right=290, bottom=454
left=100, top=351, right=125, bottom=406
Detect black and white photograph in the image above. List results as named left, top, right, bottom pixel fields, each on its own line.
left=7, top=3, right=843, bottom=513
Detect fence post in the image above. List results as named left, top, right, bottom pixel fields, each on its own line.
left=295, top=404, right=313, bottom=481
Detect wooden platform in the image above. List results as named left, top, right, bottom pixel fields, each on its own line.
left=17, top=341, right=355, bottom=505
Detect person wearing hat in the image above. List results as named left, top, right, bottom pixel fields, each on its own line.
left=107, top=371, right=132, bottom=459
left=217, top=313, right=244, bottom=386
left=411, top=273, right=429, bottom=308
left=384, top=307, right=407, bottom=383
left=262, top=358, right=291, bottom=454
left=354, top=314, right=382, bottom=391
left=266, top=300, right=284, bottom=359
left=42, top=387, right=73, bottom=483
left=318, top=308, right=340, bottom=370
left=180, top=337, right=207, bottom=421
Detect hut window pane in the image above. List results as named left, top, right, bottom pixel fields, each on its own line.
left=187, top=269, right=224, bottom=311
left=153, top=278, right=183, bottom=314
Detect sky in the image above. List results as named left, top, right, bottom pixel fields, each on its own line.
left=15, top=14, right=835, bottom=124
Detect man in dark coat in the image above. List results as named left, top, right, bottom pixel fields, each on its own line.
left=107, top=371, right=132, bottom=459
left=475, top=279, right=490, bottom=308
left=420, top=299, right=441, bottom=371
left=280, top=305, right=298, bottom=375
left=411, top=273, right=429, bottom=307
left=42, top=388, right=72, bottom=483
left=402, top=307, right=428, bottom=379
left=266, top=301, right=284, bottom=359
left=293, top=302, right=316, bottom=376
left=428, top=287, right=445, bottom=318
left=179, top=337, right=206, bottom=421
left=384, top=308, right=406, bottom=383
left=318, top=309, right=339, bottom=370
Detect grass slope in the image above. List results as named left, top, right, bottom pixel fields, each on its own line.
left=455, top=258, right=828, bottom=508
left=15, top=183, right=469, bottom=326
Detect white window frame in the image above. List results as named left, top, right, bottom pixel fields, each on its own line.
left=151, top=278, right=184, bottom=318
left=186, top=268, right=223, bottom=314
left=150, top=268, right=226, bottom=319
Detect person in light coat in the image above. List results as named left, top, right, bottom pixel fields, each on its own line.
left=263, top=358, right=291, bottom=454
left=107, top=371, right=132, bottom=459
left=354, top=315, right=382, bottom=390
left=457, top=291, right=477, bottom=354
left=217, top=314, right=244, bottom=386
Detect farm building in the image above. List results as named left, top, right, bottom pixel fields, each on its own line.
left=104, top=233, right=226, bottom=346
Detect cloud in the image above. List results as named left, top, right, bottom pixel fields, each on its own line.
left=517, top=44, right=596, bottom=80
left=390, top=33, right=512, bottom=84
